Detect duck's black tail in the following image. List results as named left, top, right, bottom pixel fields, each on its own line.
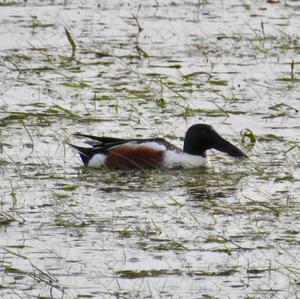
left=67, top=143, right=93, bottom=166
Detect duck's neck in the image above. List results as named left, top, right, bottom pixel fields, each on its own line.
left=183, top=142, right=207, bottom=157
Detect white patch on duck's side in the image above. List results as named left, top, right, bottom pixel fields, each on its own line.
left=87, top=153, right=106, bottom=168
left=163, top=151, right=206, bottom=169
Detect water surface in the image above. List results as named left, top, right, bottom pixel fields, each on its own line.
left=0, top=1, right=300, bottom=298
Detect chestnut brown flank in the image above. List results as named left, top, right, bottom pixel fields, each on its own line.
left=105, top=144, right=165, bottom=169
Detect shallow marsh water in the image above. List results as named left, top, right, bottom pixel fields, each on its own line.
left=0, top=0, right=300, bottom=298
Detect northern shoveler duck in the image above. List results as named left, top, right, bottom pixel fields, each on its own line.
left=68, top=124, right=246, bottom=170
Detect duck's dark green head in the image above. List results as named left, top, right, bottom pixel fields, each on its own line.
left=183, top=124, right=247, bottom=158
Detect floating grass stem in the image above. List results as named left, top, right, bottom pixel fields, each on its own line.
left=291, top=60, right=295, bottom=79
left=261, top=20, right=265, bottom=41
left=132, top=5, right=143, bottom=33
left=0, top=213, right=15, bottom=226
left=22, top=120, right=34, bottom=149
left=65, top=27, right=77, bottom=56
left=136, top=45, right=149, bottom=58
left=48, top=104, right=77, bottom=117
left=116, top=269, right=171, bottom=278
left=10, top=181, right=17, bottom=207
left=277, top=60, right=300, bottom=82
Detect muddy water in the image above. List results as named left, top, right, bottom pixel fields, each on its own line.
left=0, top=1, right=300, bottom=298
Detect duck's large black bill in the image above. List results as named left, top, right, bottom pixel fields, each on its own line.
left=213, top=136, right=247, bottom=157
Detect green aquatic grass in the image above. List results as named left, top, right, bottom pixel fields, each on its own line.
left=0, top=213, right=15, bottom=226
left=192, top=268, right=239, bottom=277
left=65, top=27, right=77, bottom=55
left=277, top=61, right=300, bottom=82
left=0, top=1, right=18, bottom=6
left=241, top=128, right=257, bottom=145
left=153, top=240, right=187, bottom=251
left=116, top=269, right=180, bottom=278
left=277, top=77, right=300, bottom=82
left=269, top=103, right=298, bottom=112
left=46, top=104, right=77, bottom=117
left=62, top=81, right=90, bottom=89
left=207, top=79, right=228, bottom=86
left=60, top=185, right=78, bottom=191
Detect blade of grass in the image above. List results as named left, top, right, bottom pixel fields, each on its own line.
left=64, top=27, right=77, bottom=55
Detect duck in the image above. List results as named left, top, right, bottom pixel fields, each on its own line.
left=68, top=124, right=247, bottom=170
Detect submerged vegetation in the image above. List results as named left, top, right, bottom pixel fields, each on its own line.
left=0, top=0, right=300, bottom=298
